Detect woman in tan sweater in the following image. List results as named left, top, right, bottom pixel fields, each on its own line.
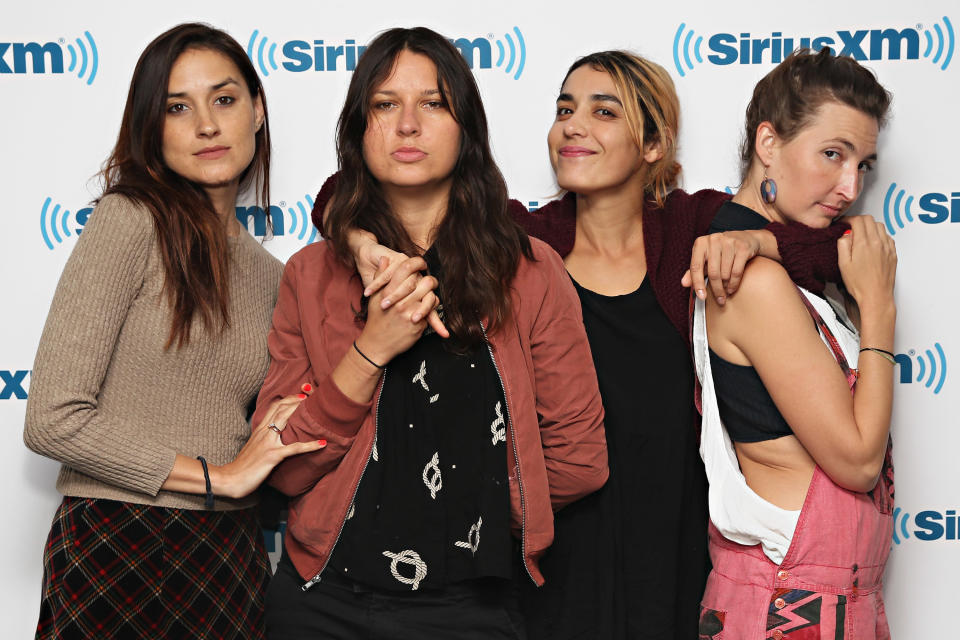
left=23, top=24, right=322, bottom=640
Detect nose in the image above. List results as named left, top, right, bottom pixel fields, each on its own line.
left=836, top=163, right=862, bottom=203
left=196, top=106, right=219, bottom=138
left=563, top=108, right=586, bottom=138
left=397, top=104, right=420, bottom=137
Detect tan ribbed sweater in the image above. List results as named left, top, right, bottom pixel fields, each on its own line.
left=24, top=194, right=284, bottom=510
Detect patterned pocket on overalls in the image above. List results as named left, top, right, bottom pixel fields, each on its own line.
left=767, top=588, right=834, bottom=638
left=698, top=605, right=725, bottom=639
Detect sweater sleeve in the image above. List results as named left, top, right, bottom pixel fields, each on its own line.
left=254, top=253, right=373, bottom=497
left=23, top=195, right=178, bottom=496
left=310, top=172, right=339, bottom=237
left=509, top=193, right=578, bottom=258
left=767, top=220, right=847, bottom=293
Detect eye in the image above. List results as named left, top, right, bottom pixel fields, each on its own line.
left=373, top=101, right=396, bottom=111
left=823, top=149, right=841, bottom=160
left=595, top=107, right=616, bottom=118
left=166, top=102, right=188, bottom=114
left=555, top=106, right=573, bottom=119
left=423, top=100, right=446, bottom=110
left=214, top=95, right=235, bottom=106
left=858, top=161, right=874, bottom=173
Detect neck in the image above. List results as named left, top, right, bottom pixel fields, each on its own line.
left=205, top=182, right=242, bottom=236
left=385, top=181, right=451, bottom=250
left=732, top=165, right=783, bottom=224
left=574, top=181, right=646, bottom=254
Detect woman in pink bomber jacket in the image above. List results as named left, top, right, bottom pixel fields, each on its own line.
left=252, top=28, right=605, bottom=639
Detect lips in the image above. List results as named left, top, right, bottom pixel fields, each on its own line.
left=392, top=146, right=427, bottom=162
left=558, top=146, right=595, bottom=157
left=194, top=146, right=230, bottom=159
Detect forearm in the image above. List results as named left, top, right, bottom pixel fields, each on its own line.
left=850, top=302, right=896, bottom=479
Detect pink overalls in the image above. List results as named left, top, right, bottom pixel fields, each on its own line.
left=693, top=290, right=895, bottom=639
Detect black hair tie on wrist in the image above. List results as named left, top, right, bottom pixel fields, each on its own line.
left=196, top=456, right=214, bottom=509
left=353, top=340, right=384, bottom=369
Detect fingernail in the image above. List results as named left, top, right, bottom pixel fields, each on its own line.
left=363, top=288, right=372, bottom=297
left=318, top=439, right=327, bottom=447
left=302, top=383, right=312, bottom=392
left=697, top=289, right=706, bottom=300
left=843, top=229, right=852, bottom=237
left=381, top=299, right=391, bottom=309
left=412, top=313, right=422, bottom=322
left=717, top=296, right=726, bottom=305
left=297, top=393, right=307, bottom=399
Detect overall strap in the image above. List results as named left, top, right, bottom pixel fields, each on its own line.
left=794, top=288, right=859, bottom=391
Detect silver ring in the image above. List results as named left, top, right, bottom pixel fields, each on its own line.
left=269, top=423, right=282, bottom=434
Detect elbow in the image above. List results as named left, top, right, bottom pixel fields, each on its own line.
left=830, top=457, right=884, bottom=494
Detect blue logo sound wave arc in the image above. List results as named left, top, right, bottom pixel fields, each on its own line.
left=673, top=23, right=704, bottom=77
left=287, top=194, right=319, bottom=244
left=882, top=182, right=915, bottom=235
left=493, top=27, right=526, bottom=80
left=672, top=17, right=953, bottom=76
left=247, top=30, right=279, bottom=77
left=895, top=343, right=947, bottom=394
left=893, top=507, right=910, bottom=545
left=40, top=198, right=92, bottom=250
left=922, top=17, right=955, bottom=71
left=66, top=31, right=98, bottom=85
left=245, top=28, right=525, bottom=79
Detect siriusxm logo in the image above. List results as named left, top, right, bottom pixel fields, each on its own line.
left=895, top=343, right=947, bottom=395
left=1, top=370, right=30, bottom=400
left=673, top=16, right=954, bottom=77
left=40, top=197, right=92, bottom=250
left=247, top=27, right=526, bottom=79
left=893, top=507, right=960, bottom=544
left=235, top=194, right=319, bottom=244
left=0, top=32, right=98, bottom=84
left=883, top=182, right=960, bottom=235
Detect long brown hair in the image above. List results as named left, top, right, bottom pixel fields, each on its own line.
left=562, top=51, right=681, bottom=207
left=326, top=27, right=532, bottom=349
left=101, top=23, right=271, bottom=348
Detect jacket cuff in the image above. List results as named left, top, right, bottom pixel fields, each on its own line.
left=292, top=375, right=372, bottom=440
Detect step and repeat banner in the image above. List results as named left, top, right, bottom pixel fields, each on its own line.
left=2, top=0, right=956, bottom=635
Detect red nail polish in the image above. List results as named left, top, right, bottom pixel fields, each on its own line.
left=843, top=229, right=852, bottom=236
left=297, top=393, right=307, bottom=399
left=318, top=439, right=327, bottom=447
left=302, top=383, right=312, bottom=392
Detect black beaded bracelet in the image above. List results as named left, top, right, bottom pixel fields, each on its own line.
left=353, top=340, right=384, bottom=369
left=196, top=455, right=215, bottom=509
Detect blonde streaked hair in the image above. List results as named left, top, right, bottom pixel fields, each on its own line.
left=562, top=51, right=681, bottom=207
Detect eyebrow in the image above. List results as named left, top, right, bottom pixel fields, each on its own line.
left=557, top=92, right=623, bottom=106
left=373, top=89, right=441, bottom=98
left=829, top=137, right=878, bottom=162
left=167, top=77, right=240, bottom=98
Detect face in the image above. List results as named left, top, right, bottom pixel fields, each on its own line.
left=362, top=50, right=462, bottom=196
left=548, top=65, right=660, bottom=196
left=162, top=48, right=263, bottom=195
left=763, top=101, right=879, bottom=227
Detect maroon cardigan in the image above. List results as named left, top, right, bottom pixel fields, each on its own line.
left=311, top=175, right=845, bottom=347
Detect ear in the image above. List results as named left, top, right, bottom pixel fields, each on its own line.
left=641, top=139, right=664, bottom=164
left=754, top=121, right=778, bottom=168
left=253, top=92, right=265, bottom=132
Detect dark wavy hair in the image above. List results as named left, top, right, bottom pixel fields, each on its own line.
left=101, top=23, right=271, bottom=348
left=740, top=47, right=891, bottom=180
left=326, top=27, right=532, bottom=349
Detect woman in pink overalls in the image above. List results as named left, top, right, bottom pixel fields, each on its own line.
left=692, top=49, right=898, bottom=638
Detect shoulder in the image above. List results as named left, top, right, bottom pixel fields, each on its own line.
left=723, top=256, right=800, bottom=313
left=282, top=240, right=352, bottom=285
left=84, top=193, right=156, bottom=240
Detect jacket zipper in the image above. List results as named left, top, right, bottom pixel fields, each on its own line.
left=301, top=368, right=386, bottom=591
left=481, top=324, right=535, bottom=584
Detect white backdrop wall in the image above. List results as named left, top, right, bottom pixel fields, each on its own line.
left=2, top=0, right=956, bottom=636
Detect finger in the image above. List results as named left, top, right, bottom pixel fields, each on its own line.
left=381, top=273, right=421, bottom=310
left=705, top=240, right=726, bottom=304
left=837, top=229, right=853, bottom=267
left=688, top=238, right=707, bottom=299
left=281, top=440, right=328, bottom=458
left=410, top=291, right=438, bottom=324
left=681, top=269, right=692, bottom=288
left=719, top=239, right=737, bottom=291
left=379, top=257, right=428, bottom=307
left=426, top=309, right=450, bottom=338
left=726, top=252, right=750, bottom=295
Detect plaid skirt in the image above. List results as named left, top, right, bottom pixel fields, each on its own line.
left=36, top=497, right=270, bottom=640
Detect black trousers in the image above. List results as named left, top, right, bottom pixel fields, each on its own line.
left=266, top=551, right=527, bottom=640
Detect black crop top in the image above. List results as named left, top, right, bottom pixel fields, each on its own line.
left=709, top=348, right=793, bottom=443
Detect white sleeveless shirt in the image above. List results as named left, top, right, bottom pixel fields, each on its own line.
left=692, top=286, right=860, bottom=564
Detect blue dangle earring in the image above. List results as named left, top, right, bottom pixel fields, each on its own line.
left=760, top=169, right=777, bottom=204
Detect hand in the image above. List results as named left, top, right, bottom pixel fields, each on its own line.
left=682, top=230, right=764, bottom=305
left=837, top=216, right=897, bottom=310
left=347, top=228, right=405, bottom=290
left=213, top=389, right=326, bottom=499
left=354, top=259, right=439, bottom=366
